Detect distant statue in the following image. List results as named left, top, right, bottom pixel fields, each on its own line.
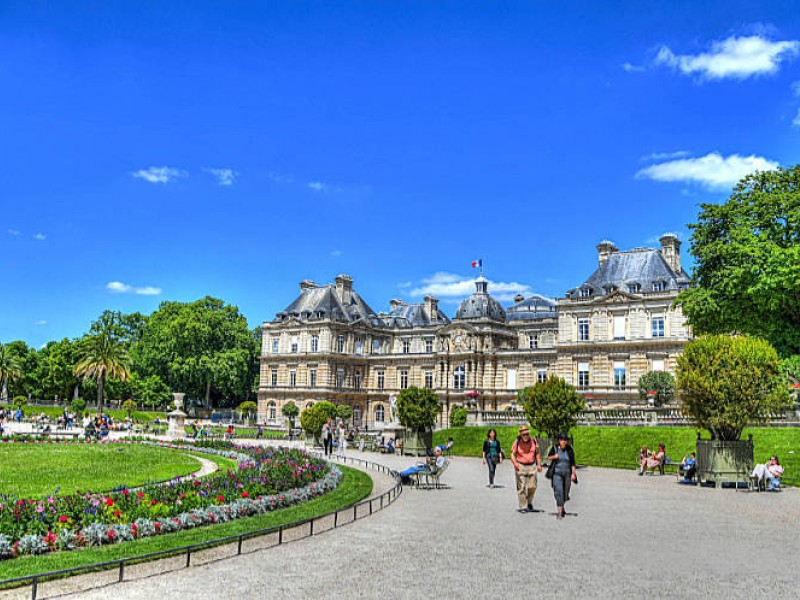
left=389, top=395, right=400, bottom=424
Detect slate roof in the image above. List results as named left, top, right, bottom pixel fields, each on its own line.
left=275, top=284, right=382, bottom=325
left=567, top=248, right=691, bottom=298
left=506, top=293, right=558, bottom=321
left=381, top=302, right=451, bottom=328
left=455, top=277, right=507, bottom=321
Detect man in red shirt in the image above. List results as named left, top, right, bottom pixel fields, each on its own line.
left=510, top=424, right=542, bottom=512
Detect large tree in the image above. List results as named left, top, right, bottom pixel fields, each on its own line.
left=74, top=329, right=131, bottom=412
left=134, top=296, right=258, bottom=409
left=0, top=343, right=22, bottom=402
left=675, top=164, right=800, bottom=357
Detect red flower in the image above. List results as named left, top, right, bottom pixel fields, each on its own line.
left=151, top=499, right=157, bottom=505
left=122, top=489, right=130, bottom=496
left=58, top=515, right=69, bottom=523
left=113, top=510, right=121, bottom=517
left=241, top=491, right=250, bottom=498
left=106, top=498, right=114, bottom=507
left=216, top=495, right=225, bottom=502
left=137, top=492, right=145, bottom=498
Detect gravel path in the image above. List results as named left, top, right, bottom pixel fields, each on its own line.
left=18, top=451, right=795, bottom=600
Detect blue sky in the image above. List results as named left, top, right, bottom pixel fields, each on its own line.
left=3, top=1, right=800, bottom=347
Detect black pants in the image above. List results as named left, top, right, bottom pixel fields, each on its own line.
left=323, top=437, right=333, bottom=456
left=487, top=456, right=498, bottom=484
left=552, top=471, right=571, bottom=509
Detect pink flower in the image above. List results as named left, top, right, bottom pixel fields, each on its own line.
left=58, top=515, right=69, bottom=523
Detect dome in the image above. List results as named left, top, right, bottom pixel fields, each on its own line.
left=455, top=277, right=507, bottom=321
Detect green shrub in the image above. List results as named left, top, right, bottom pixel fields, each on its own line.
left=300, top=401, right=337, bottom=437
left=71, top=398, right=87, bottom=414
left=450, top=405, right=468, bottom=427
left=122, top=399, right=137, bottom=416
left=637, top=371, right=676, bottom=406
left=335, top=404, right=352, bottom=422
left=397, top=387, right=441, bottom=432
left=518, top=377, right=585, bottom=437
left=12, top=395, right=27, bottom=408
left=238, top=401, right=258, bottom=415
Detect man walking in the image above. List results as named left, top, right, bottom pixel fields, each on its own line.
left=510, top=425, right=542, bottom=513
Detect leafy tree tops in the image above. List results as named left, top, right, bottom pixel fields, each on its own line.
left=518, top=377, right=585, bottom=438
left=397, top=387, right=442, bottom=432
left=676, top=164, right=800, bottom=357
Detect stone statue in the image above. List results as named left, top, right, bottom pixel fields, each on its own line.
left=389, top=395, right=400, bottom=424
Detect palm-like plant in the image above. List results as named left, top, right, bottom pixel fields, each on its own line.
left=74, top=332, right=131, bottom=412
left=0, top=343, right=22, bottom=401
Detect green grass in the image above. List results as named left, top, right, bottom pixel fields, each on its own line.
left=0, top=444, right=204, bottom=498
left=0, top=466, right=373, bottom=583
left=3, top=404, right=166, bottom=423
left=434, top=426, right=800, bottom=486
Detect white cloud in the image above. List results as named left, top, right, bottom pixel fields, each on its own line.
left=792, top=81, right=800, bottom=96
left=132, top=166, right=187, bottom=184
left=35, top=320, right=47, bottom=326
left=794, top=108, right=800, bottom=127
left=267, top=172, right=294, bottom=184
left=32, top=233, right=46, bottom=240
left=106, top=281, right=162, bottom=295
left=409, top=272, right=532, bottom=303
left=330, top=249, right=342, bottom=257
left=7, top=229, right=21, bottom=236
left=636, top=152, right=779, bottom=189
left=206, top=168, right=238, bottom=186
left=654, top=35, right=799, bottom=80
left=622, top=62, right=646, bottom=73
left=641, top=150, right=690, bottom=162
left=308, top=182, right=328, bottom=192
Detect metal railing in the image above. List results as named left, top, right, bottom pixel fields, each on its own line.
left=0, top=455, right=402, bottom=600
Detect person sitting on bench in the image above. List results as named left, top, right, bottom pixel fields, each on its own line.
left=398, top=448, right=445, bottom=484
left=639, top=443, right=666, bottom=475
left=679, top=452, right=697, bottom=483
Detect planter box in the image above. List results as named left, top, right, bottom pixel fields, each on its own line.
left=403, top=430, right=433, bottom=457
left=696, top=438, right=754, bottom=487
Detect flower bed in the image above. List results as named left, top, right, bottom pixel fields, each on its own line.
left=0, top=439, right=340, bottom=559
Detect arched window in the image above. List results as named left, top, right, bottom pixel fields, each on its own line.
left=375, top=404, right=385, bottom=423
left=268, top=402, right=276, bottom=420
left=353, top=406, right=362, bottom=424
left=453, top=365, right=465, bottom=390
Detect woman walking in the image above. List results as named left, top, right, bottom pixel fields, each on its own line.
left=482, top=428, right=504, bottom=488
left=547, top=433, right=577, bottom=520
left=321, top=417, right=333, bottom=457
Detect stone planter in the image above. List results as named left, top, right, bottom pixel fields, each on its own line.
left=696, top=437, right=754, bottom=487
left=403, top=430, right=433, bottom=457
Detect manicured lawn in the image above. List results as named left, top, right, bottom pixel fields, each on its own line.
left=434, top=426, right=800, bottom=486
left=0, top=465, right=373, bottom=582
left=0, top=444, right=205, bottom=498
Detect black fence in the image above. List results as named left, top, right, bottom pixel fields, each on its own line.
left=0, top=455, right=402, bottom=600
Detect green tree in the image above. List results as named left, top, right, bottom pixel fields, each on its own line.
left=71, top=397, right=87, bottom=415
left=676, top=335, right=791, bottom=441
left=122, top=399, right=137, bottom=417
left=518, top=377, right=585, bottom=438
left=449, top=405, right=468, bottom=427
left=3, top=340, right=40, bottom=400
left=783, top=355, right=800, bottom=402
left=38, top=339, right=83, bottom=403
left=0, top=343, right=22, bottom=402
left=134, top=374, right=171, bottom=410
left=281, top=400, right=299, bottom=425
left=299, top=401, right=337, bottom=437
left=238, top=400, right=258, bottom=417
left=396, top=387, right=442, bottom=432
left=336, top=404, right=353, bottom=423
left=74, top=328, right=131, bottom=412
left=637, top=371, right=676, bottom=407
left=675, top=164, right=800, bottom=357
left=134, top=297, right=257, bottom=409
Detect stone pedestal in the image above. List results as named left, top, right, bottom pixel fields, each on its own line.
left=167, top=393, right=188, bottom=439
left=381, top=422, right=406, bottom=454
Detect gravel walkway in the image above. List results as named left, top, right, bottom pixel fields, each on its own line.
left=16, top=451, right=794, bottom=600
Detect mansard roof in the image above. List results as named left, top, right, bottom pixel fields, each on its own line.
left=567, top=247, right=690, bottom=297
left=275, top=283, right=382, bottom=325
left=506, top=293, right=558, bottom=321
left=381, top=301, right=451, bottom=328
left=455, top=277, right=507, bottom=321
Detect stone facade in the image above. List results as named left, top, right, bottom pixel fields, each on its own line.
left=258, top=236, right=692, bottom=429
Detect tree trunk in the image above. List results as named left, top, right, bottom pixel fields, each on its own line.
left=205, top=380, right=211, bottom=410
left=97, top=376, right=104, bottom=413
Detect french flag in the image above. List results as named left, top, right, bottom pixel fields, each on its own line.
left=471, top=259, right=482, bottom=269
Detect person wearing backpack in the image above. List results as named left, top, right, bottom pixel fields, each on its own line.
left=510, top=425, right=542, bottom=512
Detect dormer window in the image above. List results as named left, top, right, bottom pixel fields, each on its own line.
left=652, top=281, right=664, bottom=292
left=578, top=288, right=593, bottom=298
left=627, top=283, right=641, bottom=294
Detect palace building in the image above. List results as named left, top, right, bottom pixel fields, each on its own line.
left=258, top=234, right=692, bottom=428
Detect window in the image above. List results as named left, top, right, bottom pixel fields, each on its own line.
left=613, top=361, right=626, bottom=389
left=375, top=404, right=385, bottom=423
left=355, top=370, right=362, bottom=390
left=311, top=334, right=319, bottom=352
left=529, top=334, right=539, bottom=349
left=372, top=339, right=381, bottom=354
left=578, top=362, right=589, bottom=389
left=579, top=288, right=592, bottom=298
left=453, top=365, right=465, bottom=390
left=424, top=370, right=433, bottom=389
left=309, top=368, right=317, bottom=387
left=337, top=335, right=345, bottom=353
left=652, top=359, right=665, bottom=372
left=652, top=316, right=665, bottom=338
left=628, top=283, right=641, bottom=294
left=353, top=406, right=362, bottom=424
left=613, top=315, right=625, bottom=340
left=336, top=368, right=345, bottom=388
left=271, top=369, right=277, bottom=387
left=377, top=370, right=385, bottom=390
left=652, top=281, right=664, bottom=292
left=400, top=369, right=408, bottom=389
left=291, top=336, right=298, bottom=353
left=578, top=319, right=589, bottom=341
left=272, top=338, right=279, bottom=353
left=355, top=339, right=363, bottom=355
left=268, top=402, right=276, bottom=420
left=425, top=339, right=433, bottom=353
left=537, top=369, right=547, bottom=384
left=507, top=368, right=517, bottom=390
left=402, top=339, right=410, bottom=354
left=289, top=369, right=296, bottom=387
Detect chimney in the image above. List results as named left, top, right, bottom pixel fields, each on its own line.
left=659, top=234, right=682, bottom=273
left=424, top=295, right=439, bottom=322
left=335, top=274, right=353, bottom=304
left=597, top=240, right=618, bottom=266
left=299, top=279, right=317, bottom=292
left=389, top=298, right=405, bottom=312
left=514, top=293, right=525, bottom=304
